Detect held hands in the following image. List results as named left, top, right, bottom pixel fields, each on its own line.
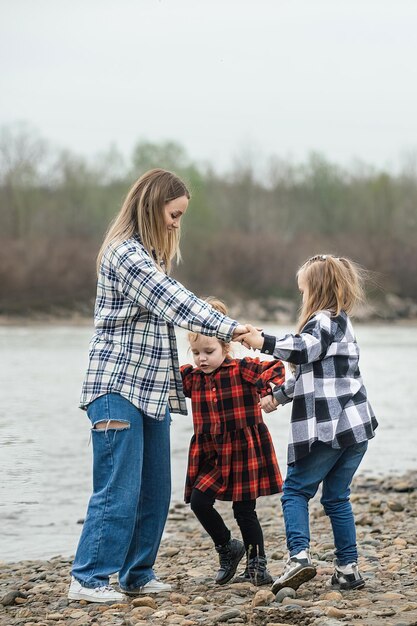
left=232, top=324, right=250, bottom=341
left=259, top=383, right=279, bottom=413
left=238, top=324, right=264, bottom=350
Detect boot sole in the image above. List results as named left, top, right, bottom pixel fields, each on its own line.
left=272, top=565, right=317, bottom=593
left=216, top=545, right=246, bottom=585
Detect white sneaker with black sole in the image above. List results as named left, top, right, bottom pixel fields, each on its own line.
left=331, top=561, right=365, bottom=590
left=68, top=577, right=126, bottom=603
left=272, top=549, right=317, bottom=594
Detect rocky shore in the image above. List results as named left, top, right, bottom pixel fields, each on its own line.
left=1, top=472, right=417, bottom=626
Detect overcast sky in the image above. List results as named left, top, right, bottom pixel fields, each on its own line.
left=1, top=0, right=417, bottom=172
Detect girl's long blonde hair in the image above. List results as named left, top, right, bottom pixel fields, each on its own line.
left=97, top=168, right=190, bottom=274
left=296, top=254, right=365, bottom=333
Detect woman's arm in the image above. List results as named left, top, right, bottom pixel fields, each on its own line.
left=113, top=245, right=240, bottom=341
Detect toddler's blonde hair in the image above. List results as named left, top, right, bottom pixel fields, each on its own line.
left=188, top=297, right=231, bottom=355
left=296, top=254, right=365, bottom=333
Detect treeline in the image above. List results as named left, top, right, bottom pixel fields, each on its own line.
left=1, top=123, right=416, bottom=314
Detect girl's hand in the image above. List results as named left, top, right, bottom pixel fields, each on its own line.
left=259, top=394, right=278, bottom=413
left=240, top=324, right=264, bottom=350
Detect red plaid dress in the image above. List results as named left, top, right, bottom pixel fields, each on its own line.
left=181, top=356, right=284, bottom=502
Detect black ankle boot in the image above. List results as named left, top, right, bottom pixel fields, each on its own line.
left=215, top=538, right=245, bottom=585
left=235, top=555, right=273, bottom=586
left=248, top=555, right=273, bottom=585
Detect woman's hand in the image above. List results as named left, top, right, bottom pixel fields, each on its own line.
left=232, top=324, right=249, bottom=341
left=239, top=324, right=264, bottom=350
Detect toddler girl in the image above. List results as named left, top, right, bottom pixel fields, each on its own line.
left=180, top=299, right=285, bottom=586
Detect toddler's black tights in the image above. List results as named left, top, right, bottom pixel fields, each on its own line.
left=190, top=488, right=265, bottom=558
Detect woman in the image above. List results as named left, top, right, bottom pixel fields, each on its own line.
left=68, top=169, right=247, bottom=603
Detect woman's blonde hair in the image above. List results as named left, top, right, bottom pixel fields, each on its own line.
left=97, top=168, right=190, bottom=274
left=188, top=297, right=231, bottom=355
left=296, top=254, right=365, bottom=332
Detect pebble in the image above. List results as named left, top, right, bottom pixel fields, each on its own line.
left=216, top=608, right=243, bottom=622
left=274, top=587, right=296, bottom=603
left=252, top=589, right=275, bottom=606
left=1, top=471, right=417, bottom=626
left=131, top=596, right=157, bottom=608
left=325, top=606, right=346, bottom=618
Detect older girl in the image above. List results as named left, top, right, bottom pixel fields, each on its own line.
left=68, top=169, right=247, bottom=603
left=241, top=255, right=378, bottom=593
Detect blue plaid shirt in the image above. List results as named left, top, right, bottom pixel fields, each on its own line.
left=262, top=310, right=378, bottom=464
left=80, top=235, right=237, bottom=419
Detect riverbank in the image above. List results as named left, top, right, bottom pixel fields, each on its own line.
left=1, top=293, right=417, bottom=327
left=1, top=472, right=416, bottom=626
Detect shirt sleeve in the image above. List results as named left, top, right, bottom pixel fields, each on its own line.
left=273, top=376, right=296, bottom=405
left=180, top=364, right=194, bottom=398
left=261, top=313, right=333, bottom=365
left=113, top=245, right=237, bottom=341
left=239, top=357, right=286, bottom=397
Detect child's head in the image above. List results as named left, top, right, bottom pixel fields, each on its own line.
left=296, top=254, right=365, bottom=331
left=98, top=168, right=190, bottom=273
left=188, top=298, right=231, bottom=373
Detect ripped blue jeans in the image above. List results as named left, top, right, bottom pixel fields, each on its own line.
left=71, top=393, right=171, bottom=590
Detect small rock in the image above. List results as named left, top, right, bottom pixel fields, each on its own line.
left=392, top=481, right=414, bottom=492
left=274, top=587, right=296, bottom=603
left=191, top=596, right=207, bottom=604
left=321, top=591, right=343, bottom=601
left=378, top=592, right=405, bottom=600
left=131, top=606, right=155, bottom=618
left=0, top=590, right=28, bottom=606
left=216, top=609, right=243, bottom=622
left=388, top=501, right=405, bottom=512
left=393, top=537, right=407, bottom=547
left=14, top=596, right=28, bottom=604
left=69, top=609, right=88, bottom=618
left=374, top=608, right=397, bottom=616
left=252, top=589, right=275, bottom=606
left=170, top=592, right=188, bottom=604
left=131, top=596, right=157, bottom=608
left=164, top=547, right=180, bottom=557
left=324, top=607, right=346, bottom=618
left=152, top=609, right=169, bottom=619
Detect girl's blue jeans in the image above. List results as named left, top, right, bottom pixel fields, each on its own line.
left=71, top=393, right=171, bottom=590
left=281, top=440, right=368, bottom=565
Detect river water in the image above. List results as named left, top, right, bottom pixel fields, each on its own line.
left=0, top=323, right=416, bottom=563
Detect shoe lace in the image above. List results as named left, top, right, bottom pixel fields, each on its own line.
left=95, top=584, right=116, bottom=593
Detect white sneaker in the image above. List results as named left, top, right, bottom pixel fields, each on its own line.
left=68, top=577, right=126, bottom=603
left=331, top=560, right=365, bottom=590
left=124, top=577, right=172, bottom=595
left=271, top=549, right=317, bottom=594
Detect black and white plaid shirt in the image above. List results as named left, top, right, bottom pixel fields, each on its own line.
left=262, top=310, right=378, bottom=464
left=80, top=235, right=237, bottom=419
